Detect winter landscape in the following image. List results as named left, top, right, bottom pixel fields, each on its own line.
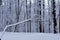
left=0, top=0, right=60, bottom=40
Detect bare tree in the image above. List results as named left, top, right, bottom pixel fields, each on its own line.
left=38, top=0, right=42, bottom=32
left=0, top=0, right=2, bottom=5
left=14, top=0, right=24, bottom=32
left=52, top=0, right=57, bottom=33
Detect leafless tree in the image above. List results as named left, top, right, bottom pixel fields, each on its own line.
left=52, top=0, right=57, bottom=33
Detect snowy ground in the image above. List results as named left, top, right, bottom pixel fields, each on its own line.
left=0, top=32, right=60, bottom=40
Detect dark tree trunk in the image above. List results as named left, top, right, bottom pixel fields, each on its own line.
left=52, top=0, right=57, bottom=33
left=0, top=0, right=2, bottom=5
left=38, top=0, right=43, bottom=32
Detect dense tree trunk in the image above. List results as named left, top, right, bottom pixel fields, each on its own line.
left=52, top=0, right=57, bottom=33
left=38, top=0, right=43, bottom=32
left=0, top=0, right=2, bottom=5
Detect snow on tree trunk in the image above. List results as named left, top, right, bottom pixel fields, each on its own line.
left=0, top=1, right=3, bottom=31
left=55, top=0, right=59, bottom=33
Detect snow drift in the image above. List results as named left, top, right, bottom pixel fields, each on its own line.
left=0, top=32, right=60, bottom=40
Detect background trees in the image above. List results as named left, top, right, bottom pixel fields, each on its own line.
left=0, top=0, right=60, bottom=33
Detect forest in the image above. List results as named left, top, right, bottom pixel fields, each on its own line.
left=0, top=0, right=60, bottom=33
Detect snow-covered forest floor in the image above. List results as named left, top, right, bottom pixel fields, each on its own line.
left=0, top=0, right=60, bottom=40
left=0, top=32, right=60, bottom=40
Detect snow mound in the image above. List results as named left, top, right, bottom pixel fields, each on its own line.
left=0, top=32, right=60, bottom=40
